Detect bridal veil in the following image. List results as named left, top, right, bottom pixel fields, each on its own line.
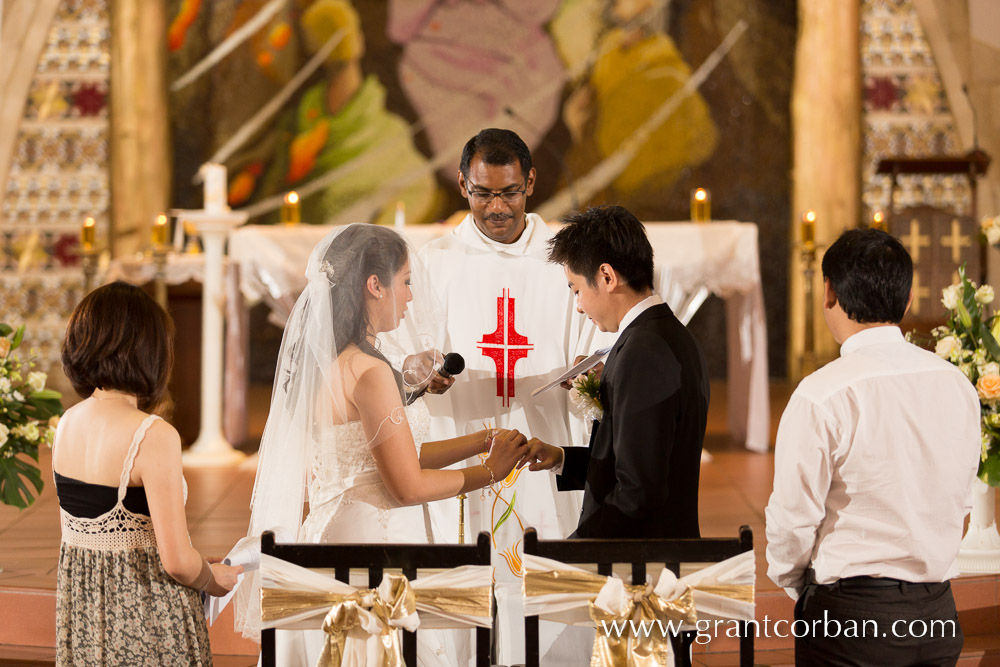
left=234, top=223, right=444, bottom=640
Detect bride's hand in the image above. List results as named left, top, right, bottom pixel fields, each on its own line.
left=485, top=429, right=528, bottom=479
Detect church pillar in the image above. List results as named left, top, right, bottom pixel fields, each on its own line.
left=0, top=0, right=62, bottom=216
left=110, top=0, right=170, bottom=257
left=788, top=0, right=861, bottom=381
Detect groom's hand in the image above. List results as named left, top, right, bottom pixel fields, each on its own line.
left=522, top=438, right=564, bottom=471
left=559, top=357, right=605, bottom=389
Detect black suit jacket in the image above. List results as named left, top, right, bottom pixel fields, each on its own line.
left=558, top=302, right=709, bottom=538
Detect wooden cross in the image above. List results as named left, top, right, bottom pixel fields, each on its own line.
left=901, top=219, right=931, bottom=263
left=940, top=218, right=971, bottom=264
left=910, top=272, right=931, bottom=315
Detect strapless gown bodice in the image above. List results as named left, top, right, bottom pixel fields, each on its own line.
left=285, top=398, right=458, bottom=665
left=300, top=398, right=432, bottom=544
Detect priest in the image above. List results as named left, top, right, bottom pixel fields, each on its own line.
left=419, top=129, right=606, bottom=661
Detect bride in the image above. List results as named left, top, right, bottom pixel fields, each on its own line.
left=236, top=224, right=528, bottom=663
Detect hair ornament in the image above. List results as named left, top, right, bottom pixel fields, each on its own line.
left=319, top=259, right=337, bottom=284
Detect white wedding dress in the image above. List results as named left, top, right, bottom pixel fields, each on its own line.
left=301, top=399, right=433, bottom=545
left=281, top=398, right=466, bottom=666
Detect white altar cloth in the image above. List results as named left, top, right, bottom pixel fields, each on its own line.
left=227, top=221, right=770, bottom=451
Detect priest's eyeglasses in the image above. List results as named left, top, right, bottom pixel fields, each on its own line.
left=466, top=182, right=527, bottom=205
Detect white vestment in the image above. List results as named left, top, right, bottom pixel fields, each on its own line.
left=419, top=213, right=606, bottom=664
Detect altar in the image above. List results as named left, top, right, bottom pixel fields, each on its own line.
left=227, top=221, right=770, bottom=451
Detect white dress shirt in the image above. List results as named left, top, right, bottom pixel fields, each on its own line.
left=765, top=326, right=981, bottom=596
left=617, top=293, right=663, bottom=333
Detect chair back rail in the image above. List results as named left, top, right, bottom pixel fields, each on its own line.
left=259, top=530, right=493, bottom=667
left=522, top=525, right=754, bottom=667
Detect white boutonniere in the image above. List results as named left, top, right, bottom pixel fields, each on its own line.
left=568, top=370, right=603, bottom=423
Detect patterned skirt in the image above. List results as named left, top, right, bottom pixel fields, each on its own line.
left=56, top=544, right=212, bottom=666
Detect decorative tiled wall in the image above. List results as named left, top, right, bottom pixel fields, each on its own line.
left=0, top=0, right=110, bottom=368
left=861, top=0, right=969, bottom=217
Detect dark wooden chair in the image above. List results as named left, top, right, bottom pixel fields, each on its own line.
left=260, top=530, right=493, bottom=667
left=521, top=525, right=754, bottom=667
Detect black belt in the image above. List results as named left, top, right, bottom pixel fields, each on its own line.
left=835, top=576, right=911, bottom=588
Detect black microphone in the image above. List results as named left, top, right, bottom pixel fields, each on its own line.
left=406, top=352, right=465, bottom=403
left=438, top=352, right=465, bottom=379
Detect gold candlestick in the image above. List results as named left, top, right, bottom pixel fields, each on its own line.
left=871, top=210, right=886, bottom=231
left=691, top=188, right=711, bottom=222
left=152, top=213, right=170, bottom=247
left=80, top=217, right=97, bottom=294
left=801, top=210, right=816, bottom=250
left=458, top=493, right=467, bottom=544
left=281, top=191, right=301, bottom=225
left=80, top=216, right=96, bottom=251
left=799, top=210, right=818, bottom=376
left=152, top=213, right=170, bottom=309
left=152, top=247, right=168, bottom=309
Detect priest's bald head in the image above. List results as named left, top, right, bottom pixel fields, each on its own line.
left=457, top=129, right=537, bottom=244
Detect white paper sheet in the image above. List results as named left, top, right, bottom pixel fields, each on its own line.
left=530, top=347, right=611, bottom=397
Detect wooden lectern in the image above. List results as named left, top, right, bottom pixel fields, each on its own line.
left=876, top=149, right=990, bottom=283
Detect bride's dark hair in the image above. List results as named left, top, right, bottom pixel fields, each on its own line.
left=323, top=224, right=408, bottom=349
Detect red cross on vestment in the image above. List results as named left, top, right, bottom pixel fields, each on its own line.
left=478, top=288, right=533, bottom=407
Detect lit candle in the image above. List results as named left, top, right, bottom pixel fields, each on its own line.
left=152, top=213, right=169, bottom=247
left=394, top=200, right=405, bottom=231
left=871, top=210, right=886, bottom=231
left=199, top=163, right=229, bottom=213
left=81, top=217, right=96, bottom=250
left=281, top=191, right=301, bottom=225
left=691, top=188, right=711, bottom=222
left=801, top=210, right=816, bottom=247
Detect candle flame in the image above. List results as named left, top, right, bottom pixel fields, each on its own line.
left=285, top=191, right=299, bottom=205
left=694, top=188, right=707, bottom=202
left=872, top=211, right=884, bottom=224
left=156, top=213, right=168, bottom=226
left=84, top=217, right=96, bottom=228
left=803, top=210, right=816, bottom=223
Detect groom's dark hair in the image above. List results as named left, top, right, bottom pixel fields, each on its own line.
left=547, top=205, right=654, bottom=291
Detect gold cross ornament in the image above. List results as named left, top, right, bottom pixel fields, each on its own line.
left=940, top=219, right=971, bottom=263
left=910, top=272, right=931, bottom=315
left=901, top=219, right=931, bottom=263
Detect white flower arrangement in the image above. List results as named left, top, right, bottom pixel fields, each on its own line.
left=0, top=323, right=63, bottom=508
left=982, top=215, right=1000, bottom=246
left=923, top=267, right=1000, bottom=486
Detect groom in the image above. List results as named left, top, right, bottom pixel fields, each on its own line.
left=527, top=205, right=709, bottom=538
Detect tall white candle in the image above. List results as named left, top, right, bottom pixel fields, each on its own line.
left=199, top=163, right=229, bottom=213
left=394, top=201, right=405, bottom=231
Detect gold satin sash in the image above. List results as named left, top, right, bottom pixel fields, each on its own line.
left=261, top=573, right=491, bottom=667
left=524, top=567, right=753, bottom=666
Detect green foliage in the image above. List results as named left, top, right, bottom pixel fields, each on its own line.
left=0, top=322, right=64, bottom=509
left=925, top=266, right=1000, bottom=487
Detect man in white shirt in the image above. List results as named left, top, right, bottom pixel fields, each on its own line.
left=765, top=228, right=980, bottom=666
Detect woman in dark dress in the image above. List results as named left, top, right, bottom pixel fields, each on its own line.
left=53, top=282, right=242, bottom=665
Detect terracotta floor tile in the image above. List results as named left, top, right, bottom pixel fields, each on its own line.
left=6, top=380, right=1000, bottom=661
